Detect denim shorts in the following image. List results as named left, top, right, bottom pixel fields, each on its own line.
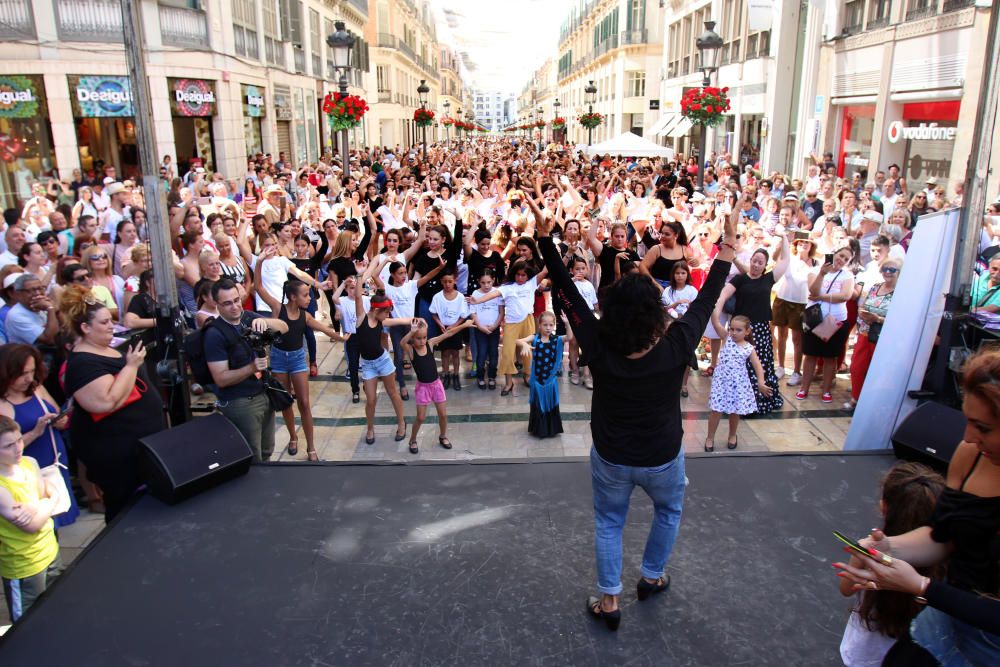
left=270, top=346, right=308, bottom=374
left=360, top=350, right=396, bottom=380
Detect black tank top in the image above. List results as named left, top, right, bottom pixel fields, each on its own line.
left=274, top=304, right=306, bottom=352
left=650, top=249, right=684, bottom=282
left=411, top=344, right=439, bottom=383
left=357, top=316, right=384, bottom=361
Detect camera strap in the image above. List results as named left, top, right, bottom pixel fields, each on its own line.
left=211, top=315, right=254, bottom=368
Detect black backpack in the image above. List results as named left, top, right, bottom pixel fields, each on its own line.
left=183, top=317, right=244, bottom=386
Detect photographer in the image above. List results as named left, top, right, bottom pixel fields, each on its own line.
left=204, top=278, right=288, bottom=462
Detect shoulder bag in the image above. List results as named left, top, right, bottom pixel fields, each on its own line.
left=35, top=396, right=71, bottom=516
left=263, top=371, right=295, bottom=412
left=864, top=284, right=886, bottom=345
left=802, top=270, right=841, bottom=332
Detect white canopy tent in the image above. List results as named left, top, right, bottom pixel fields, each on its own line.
left=582, top=132, right=676, bottom=160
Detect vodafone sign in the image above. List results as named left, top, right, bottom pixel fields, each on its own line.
left=887, top=121, right=957, bottom=144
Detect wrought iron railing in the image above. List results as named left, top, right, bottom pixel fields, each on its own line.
left=0, top=0, right=35, bottom=39
left=55, top=0, right=122, bottom=42
left=158, top=5, right=208, bottom=49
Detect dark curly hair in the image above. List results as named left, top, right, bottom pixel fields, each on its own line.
left=598, top=274, right=669, bottom=356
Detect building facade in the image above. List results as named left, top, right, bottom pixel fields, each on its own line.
left=364, top=0, right=441, bottom=150
left=437, top=45, right=465, bottom=144
left=0, top=0, right=372, bottom=205
left=554, top=0, right=666, bottom=145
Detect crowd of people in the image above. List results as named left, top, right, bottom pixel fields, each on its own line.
left=0, top=135, right=994, bottom=664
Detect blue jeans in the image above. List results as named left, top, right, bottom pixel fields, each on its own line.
left=473, top=328, right=499, bottom=380
left=912, top=604, right=1000, bottom=666
left=304, top=290, right=318, bottom=363
left=417, top=298, right=440, bottom=338
left=590, top=447, right=687, bottom=595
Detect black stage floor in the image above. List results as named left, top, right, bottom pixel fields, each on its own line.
left=1, top=453, right=893, bottom=666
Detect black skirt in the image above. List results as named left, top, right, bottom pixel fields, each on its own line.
left=803, top=321, right=851, bottom=358
left=528, top=404, right=563, bottom=439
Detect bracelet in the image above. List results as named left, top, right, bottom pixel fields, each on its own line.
left=719, top=242, right=736, bottom=252
left=914, top=576, right=930, bottom=604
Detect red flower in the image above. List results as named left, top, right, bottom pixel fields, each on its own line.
left=705, top=105, right=714, bottom=114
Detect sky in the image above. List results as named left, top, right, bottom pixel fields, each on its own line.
left=430, top=0, right=575, bottom=94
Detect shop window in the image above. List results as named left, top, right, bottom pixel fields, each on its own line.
left=627, top=72, right=645, bottom=98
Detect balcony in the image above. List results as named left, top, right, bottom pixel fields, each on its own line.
left=942, top=0, right=974, bottom=10
left=619, top=29, right=648, bottom=46
left=378, top=91, right=391, bottom=103
left=346, top=0, right=368, bottom=17
left=905, top=1, right=939, bottom=21
left=293, top=47, right=305, bottom=73
left=158, top=5, right=208, bottom=49
left=55, top=0, right=122, bottom=42
left=312, top=54, right=321, bottom=76
left=0, top=0, right=35, bottom=39
left=376, top=33, right=438, bottom=80
left=866, top=16, right=890, bottom=31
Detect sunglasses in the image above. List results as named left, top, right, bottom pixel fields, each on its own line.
left=72, top=272, right=92, bottom=283
left=880, top=267, right=899, bottom=274
left=89, top=254, right=108, bottom=260
left=699, top=232, right=710, bottom=237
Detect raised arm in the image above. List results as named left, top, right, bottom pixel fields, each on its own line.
left=254, top=254, right=282, bottom=314
left=586, top=216, right=604, bottom=256
left=771, top=232, right=792, bottom=281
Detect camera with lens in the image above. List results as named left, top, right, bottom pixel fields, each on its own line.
left=827, top=214, right=843, bottom=227
left=241, top=326, right=282, bottom=357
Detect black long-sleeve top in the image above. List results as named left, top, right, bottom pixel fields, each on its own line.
left=411, top=221, right=464, bottom=303
left=540, top=236, right=731, bottom=467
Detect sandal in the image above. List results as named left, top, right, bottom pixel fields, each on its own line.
left=704, top=437, right=714, bottom=453
left=365, top=431, right=375, bottom=445
left=395, top=426, right=407, bottom=442
left=400, top=389, right=409, bottom=401
left=287, top=439, right=298, bottom=456
left=438, top=436, right=452, bottom=450
left=636, top=575, right=671, bottom=601
left=587, top=596, right=621, bottom=632
left=352, top=392, right=360, bottom=404
left=727, top=436, right=738, bottom=450
left=583, top=376, right=593, bottom=390
left=306, top=450, right=319, bottom=462
left=680, top=387, right=689, bottom=398
left=569, top=372, right=580, bottom=385
left=408, top=440, right=419, bottom=454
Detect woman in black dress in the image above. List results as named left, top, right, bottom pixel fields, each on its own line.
left=59, top=285, right=165, bottom=521
left=710, top=231, right=791, bottom=415
left=640, top=220, right=696, bottom=288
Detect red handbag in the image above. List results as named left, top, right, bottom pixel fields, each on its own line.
left=91, top=377, right=147, bottom=423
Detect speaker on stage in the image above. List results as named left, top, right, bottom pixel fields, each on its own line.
left=138, top=413, right=253, bottom=505
left=891, top=401, right=966, bottom=473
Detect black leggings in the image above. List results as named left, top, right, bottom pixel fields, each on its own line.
left=345, top=334, right=360, bottom=393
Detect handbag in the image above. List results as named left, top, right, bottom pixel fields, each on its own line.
left=36, top=396, right=71, bottom=516
left=91, top=377, right=147, bottom=423
left=867, top=321, right=883, bottom=345
left=811, top=315, right=842, bottom=342
left=803, top=270, right=842, bottom=332
left=263, top=372, right=295, bottom=412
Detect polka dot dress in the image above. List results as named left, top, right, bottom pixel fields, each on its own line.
left=709, top=337, right=758, bottom=415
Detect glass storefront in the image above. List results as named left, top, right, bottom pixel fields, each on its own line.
left=168, top=77, right=217, bottom=175
left=838, top=105, right=875, bottom=177
left=242, top=84, right=265, bottom=159
left=890, top=101, right=961, bottom=186
left=0, top=75, right=56, bottom=206
left=293, top=87, right=307, bottom=167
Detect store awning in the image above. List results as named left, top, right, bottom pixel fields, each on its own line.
left=668, top=117, right=694, bottom=138
left=648, top=114, right=675, bottom=136
left=654, top=113, right=684, bottom=137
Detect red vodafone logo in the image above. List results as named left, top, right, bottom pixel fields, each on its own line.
left=887, top=121, right=903, bottom=144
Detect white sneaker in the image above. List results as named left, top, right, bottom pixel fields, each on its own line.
left=775, top=367, right=785, bottom=379
left=787, top=372, right=802, bottom=386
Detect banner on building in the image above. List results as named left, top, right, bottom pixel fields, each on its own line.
left=748, top=0, right=774, bottom=32
left=243, top=84, right=266, bottom=118
left=69, top=75, right=134, bottom=118
left=168, top=78, right=217, bottom=117
left=0, top=75, right=45, bottom=119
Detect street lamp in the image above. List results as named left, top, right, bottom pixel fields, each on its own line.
left=584, top=80, right=597, bottom=146
left=553, top=99, right=561, bottom=143
left=536, top=105, right=543, bottom=148
left=417, top=79, right=429, bottom=160
left=443, top=99, right=450, bottom=148
left=326, top=21, right=355, bottom=168
left=695, top=20, right=723, bottom=192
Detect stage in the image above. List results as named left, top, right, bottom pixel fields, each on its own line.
left=0, top=453, right=893, bottom=666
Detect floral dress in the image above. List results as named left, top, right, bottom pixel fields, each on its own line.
left=709, top=337, right=758, bottom=415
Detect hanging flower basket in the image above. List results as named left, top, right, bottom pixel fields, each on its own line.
left=534, top=120, right=545, bottom=129
left=551, top=117, right=566, bottom=130
left=413, top=108, right=435, bottom=127
left=441, top=117, right=454, bottom=126
left=577, top=112, right=603, bottom=129
left=322, top=92, right=369, bottom=132
left=681, top=87, right=731, bottom=127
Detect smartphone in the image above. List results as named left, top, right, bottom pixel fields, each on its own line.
left=825, top=253, right=834, bottom=265
left=833, top=531, right=892, bottom=565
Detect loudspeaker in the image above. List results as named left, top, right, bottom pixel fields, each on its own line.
left=138, top=413, right=253, bottom=505
left=891, top=401, right=965, bottom=473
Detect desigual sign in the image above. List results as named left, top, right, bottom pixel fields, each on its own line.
left=70, top=75, right=134, bottom=117
left=887, top=121, right=957, bottom=144
left=0, top=75, right=42, bottom=119
left=168, top=78, right=217, bottom=117
left=242, top=84, right=266, bottom=118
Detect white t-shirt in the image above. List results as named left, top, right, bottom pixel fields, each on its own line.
left=336, top=295, right=370, bottom=334
left=386, top=280, right=418, bottom=319
left=498, top=276, right=537, bottom=324
left=377, top=252, right=406, bottom=285
left=572, top=278, right=599, bottom=311
left=470, top=288, right=503, bottom=327
left=839, top=604, right=896, bottom=667
left=807, top=270, right=854, bottom=322
left=662, top=284, right=698, bottom=315
left=255, top=255, right=294, bottom=311
left=429, top=290, right=469, bottom=327
left=100, top=206, right=131, bottom=239
left=775, top=258, right=817, bottom=305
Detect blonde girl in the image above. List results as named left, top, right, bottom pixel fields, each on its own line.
left=705, top=315, right=772, bottom=451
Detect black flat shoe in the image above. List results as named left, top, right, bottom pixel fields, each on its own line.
left=395, top=426, right=407, bottom=442
left=365, top=432, right=375, bottom=445
left=438, top=436, right=452, bottom=450
left=637, top=575, right=671, bottom=601
left=477, top=380, right=487, bottom=390
left=352, top=392, right=360, bottom=404
left=704, top=438, right=714, bottom=453
left=680, top=388, right=689, bottom=398
left=452, top=373, right=462, bottom=391
left=488, top=379, right=496, bottom=390
left=727, top=436, right=738, bottom=450
left=408, top=440, right=419, bottom=454
left=400, top=389, right=409, bottom=401
left=442, top=374, right=452, bottom=389
left=587, top=596, right=621, bottom=631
